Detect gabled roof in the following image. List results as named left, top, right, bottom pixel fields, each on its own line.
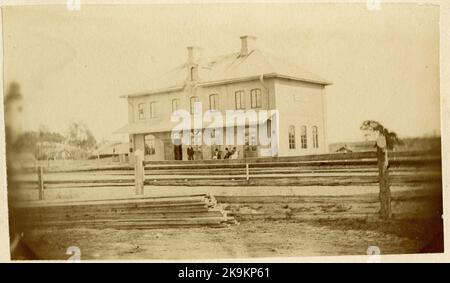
left=123, top=49, right=331, bottom=98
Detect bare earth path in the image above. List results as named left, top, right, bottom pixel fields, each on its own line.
left=25, top=220, right=425, bottom=260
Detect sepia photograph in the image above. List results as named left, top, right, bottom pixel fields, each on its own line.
left=2, top=2, right=444, bottom=261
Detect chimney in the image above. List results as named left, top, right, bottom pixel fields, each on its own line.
left=239, top=35, right=257, bottom=57
left=187, top=46, right=195, bottom=64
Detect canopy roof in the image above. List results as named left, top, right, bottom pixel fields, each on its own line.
left=114, top=115, right=272, bottom=135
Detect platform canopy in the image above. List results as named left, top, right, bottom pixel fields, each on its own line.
left=114, top=115, right=272, bottom=135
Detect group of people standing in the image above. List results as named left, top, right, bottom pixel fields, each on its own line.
left=186, top=145, right=239, bottom=160
left=213, top=147, right=238, bottom=160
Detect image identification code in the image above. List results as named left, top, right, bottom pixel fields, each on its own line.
left=178, top=267, right=270, bottom=280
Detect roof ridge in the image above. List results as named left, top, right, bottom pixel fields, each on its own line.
left=123, top=47, right=331, bottom=97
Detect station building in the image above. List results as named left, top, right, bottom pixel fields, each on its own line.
left=116, top=36, right=332, bottom=161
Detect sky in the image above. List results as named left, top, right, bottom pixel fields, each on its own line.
left=3, top=3, right=441, bottom=144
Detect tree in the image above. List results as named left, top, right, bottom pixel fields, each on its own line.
left=14, top=127, right=66, bottom=160
left=360, top=120, right=402, bottom=150
left=65, top=121, right=97, bottom=150
left=360, top=120, right=401, bottom=220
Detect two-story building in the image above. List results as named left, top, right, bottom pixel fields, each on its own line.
left=115, top=36, right=332, bottom=161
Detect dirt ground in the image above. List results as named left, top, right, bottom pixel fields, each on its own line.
left=23, top=218, right=439, bottom=260
left=20, top=184, right=443, bottom=260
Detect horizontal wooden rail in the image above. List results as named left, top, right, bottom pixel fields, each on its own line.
left=143, top=150, right=440, bottom=166
left=8, top=151, right=442, bottom=201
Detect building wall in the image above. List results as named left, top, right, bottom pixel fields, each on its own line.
left=128, top=79, right=272, bottom=122
left=133, top=128, right=266, bottom=161
left=128, top=79, right=274, bottom=161
left=196, top=80, right=271, bottom=112
left=273, top=78, right=327, bottom=156
left=128, top=77, right=328, bottom=160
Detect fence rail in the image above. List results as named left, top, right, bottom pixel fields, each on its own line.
left=10, top=150, right=442, bottom=201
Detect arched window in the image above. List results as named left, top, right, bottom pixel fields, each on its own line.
left=150, top=102, right=157, bottom=118
left=250, top=89, right=262, bottom=108
left=209, top=94, right=219, bottom=111
left=312, top=126, right=319, bottom=148
left=235, top=90, right=245, bottom=109
left=172, top=98, right=180, bottom=113
left=288, top=125, right=296, bottom=149
left=190, top=96, right=200, bottom=114
left=138, top=103, right=145, bottom=120
left=301, top=125, right=307, bottom=149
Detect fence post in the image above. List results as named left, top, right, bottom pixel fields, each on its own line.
left=38, top=166, right=45, bottom=200
left=246, top=163, right=250, bottom=181
left=134, top=151, right=144, bottom=195
left=376, top=136, right=391, bottom=220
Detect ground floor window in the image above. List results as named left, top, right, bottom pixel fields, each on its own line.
left=301, top=125, right=307, bottom=149
left=288, top=125, right=296, bottom=149
left=312, top=126, right=319, bottom=148
left=191, top=129, right=202, bottom=145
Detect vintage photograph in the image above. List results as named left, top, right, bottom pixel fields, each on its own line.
left=3, top=3, right=443, bottom=260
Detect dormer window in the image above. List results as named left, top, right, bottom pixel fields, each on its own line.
left=189, top=65, right=199, bottom=82
left=190, top=66, right=195, bottom=81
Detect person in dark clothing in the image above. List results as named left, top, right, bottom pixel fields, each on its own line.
left=212, top=148, right=220, bottom=160
left=230, top=147, right=238, bottom=159
left=223, top=147, right=230, bottom=159
left=187, top=145, right=194, bottom=160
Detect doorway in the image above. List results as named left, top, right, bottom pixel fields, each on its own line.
left=174, top=142, right=183, bottom=160
left=244, top=127, right=258, bottom=158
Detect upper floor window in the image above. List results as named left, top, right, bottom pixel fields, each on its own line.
left=312, top=126, right=319, bottom=148
left=138, top=103, right=145, bottom=120
left=150, top=102, right=157, bottom=118
left=209, top=94, right=219, bottom=111
left=190, top=96, right=200, bottom=114
left=172, top=98, right=180, bottom=113
left=250, top=89, right=262, bottom=108
left=301, top=125, right=307, bottom=149
left=235, top=90, right=245, bottom=110
left=288, top=125, right=296, bottom=149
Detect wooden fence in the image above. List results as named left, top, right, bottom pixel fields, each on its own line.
left=10, top=150, right=442, bottom=201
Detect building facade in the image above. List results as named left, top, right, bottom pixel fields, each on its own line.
left=116, top=36, right=332, bottom=161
